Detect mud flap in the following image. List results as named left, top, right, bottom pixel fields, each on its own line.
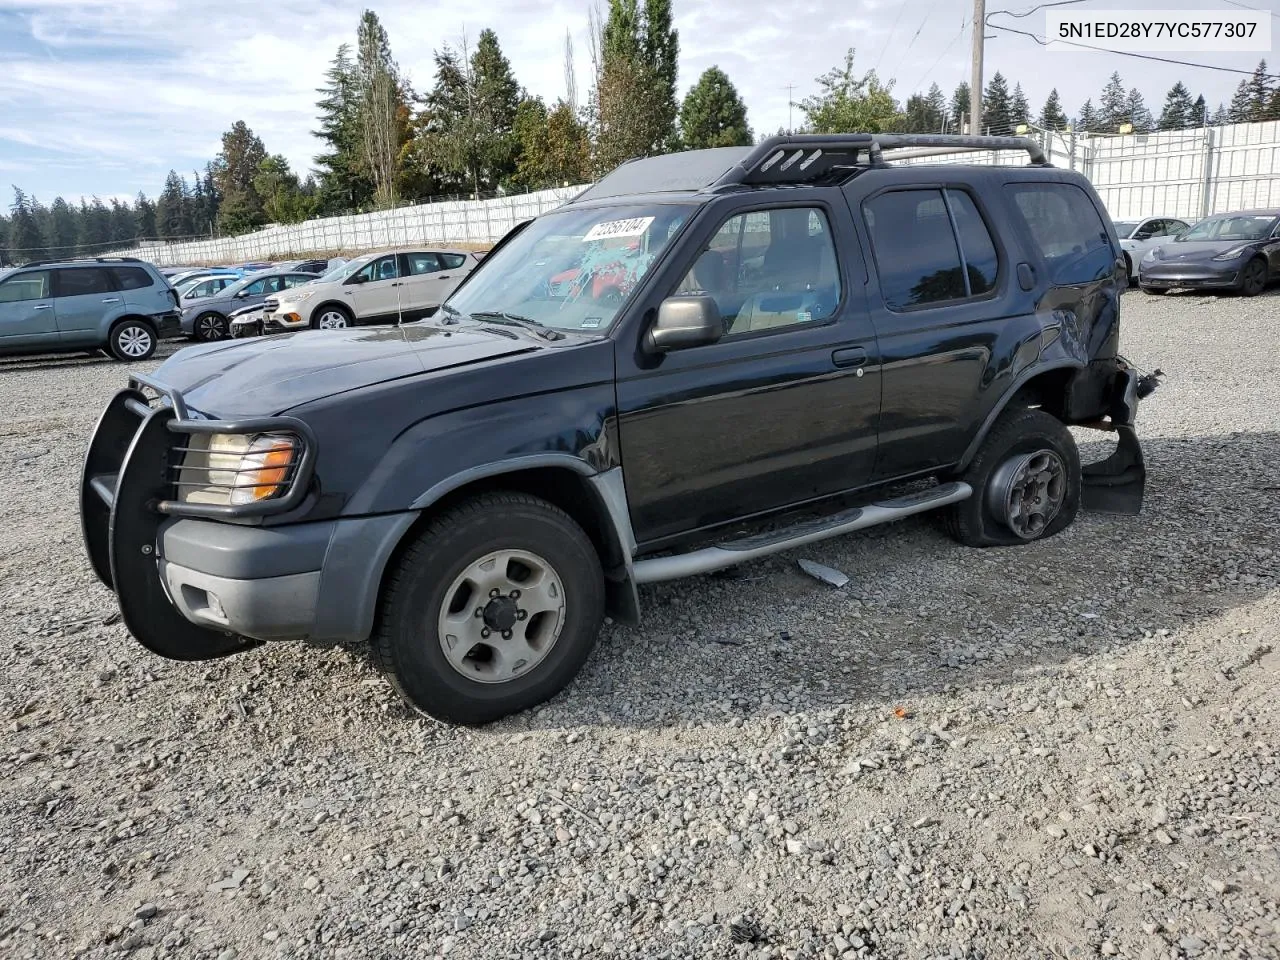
left=1081, top=423, right=1146, bottom=515
left=104, top=404, right=262, bottom=661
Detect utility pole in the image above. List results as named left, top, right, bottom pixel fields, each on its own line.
left=784, top=84, right=796, bottom=134
left=970, top=0, right=985, bottom=136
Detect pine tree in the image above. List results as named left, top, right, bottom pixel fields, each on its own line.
left=79, top=197, right=113, bottom=253
left=1125, top=88, right=1154, bottom=133
left=212, top=121, right=268, bottom=232
left=1211, top=103, right=1229, bottom=125
left=679, top=66, right=751, bottom=148
left=1159, top=82, right=1194, bottom=130
left=156, top=170, right=192, bottom=240
left=8, top=188, right=42, bottom=262
left=948, top=82, right=970, bottom=132
left=1077, top=99, right=1099, bottom=131
left=470, top=28, right=522, bottom=189
left=109, top=198, right=134, bottom=244
left=1245, top=59, right=1271, bottom=120
left=1099, top=72, right=1128, bottom=132
left=1010, top=82, right=1030, bottom=129
left=314, top=44, right=374, bottom=214
left=1228, top=80, right=1252, bottom=122
left=355, top=10, right=408, bottom=208
left=1038, top=89, right=1068, bottom=131
left=925, top=83, right=947, bottom=130
left=46, top=197, right=79, bottom=255
left=641, top=0, right=679, bottom=151
left=134, top=193, right=157, bottom=240
left=981, top=71, right=1012, bottom=134
left=1191, top=95, right=1207, bottom=126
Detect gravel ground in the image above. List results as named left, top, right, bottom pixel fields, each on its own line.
left=1, top=294, right=1277, bottom=960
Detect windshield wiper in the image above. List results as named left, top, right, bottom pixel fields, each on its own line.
left=466, top=311, right=564, bottom=341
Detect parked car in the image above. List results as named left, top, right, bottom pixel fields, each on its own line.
left=227, top=303, right=266, bottom=339
left=80, top=134, right=1159, bottom=725
left=181, top=271, right=323, bottom=342
left=175, top=274, right=241, bottom=303
left=171, top=270, right=241, bottom=294
left=0, top=257, right=179, bottom=360
left=1112, top=216, right=1191, bottom=282
left=273, top=258, right=344, bottom=275
left=1138, top=208, right=1280, bottom=295
left=261, top=249, right=480, bottom=330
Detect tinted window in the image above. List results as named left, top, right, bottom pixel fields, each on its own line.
left=112, top=267, right=154, bottom=290
left=1006, top=183, right=1113, bottom=285
left=406, top=253, right=441, bottom=276
left=865, top=189, right=967, bottom=309
left=948, top=192, right=999, bottom=296
left=356, top=255, right=399, bottom=282
left=674, top=206, right=841, bottom=335
left=282, top=275, right=312, bottom=289
left=0, top=271, right=50, bottom=303
left=439, top=253, right=467, bottom=270
left=55, top=267, right=115, bottom=297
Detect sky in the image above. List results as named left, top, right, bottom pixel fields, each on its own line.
left=0, top=0, right=1270, bottom=205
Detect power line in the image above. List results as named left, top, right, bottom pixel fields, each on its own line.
left=1220, top=0, right=1280, bottom=20
left=991, top=0, right=1089, bottom=18
left=891, top=0, right=943, bottom=84
left=872, top=1, right=912, bottom=75
left=909, top=12, right=969, bottom=94
left=987, top=20, right=1280, bottom=79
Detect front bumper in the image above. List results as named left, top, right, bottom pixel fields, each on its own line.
left=80, top=374, right=416, bottom=660
left=1138, top=260, right=1242, bottom=289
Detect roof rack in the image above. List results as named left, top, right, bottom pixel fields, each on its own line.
left=18, top=256, right=145, bottom=268
left=712, top=133, right=1049, bottom=188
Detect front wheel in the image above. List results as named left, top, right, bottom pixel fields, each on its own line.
left=1236, top=257, right=1267, bottom=297
left=107, top=319, right=157, bottom=361
left=194, top=312, right=228, bottom=342
left=373, top=493, right=605, bottom=725
left=312, top=306, right=352, bottom=330
left=946, top=408, right=1081, bottom=548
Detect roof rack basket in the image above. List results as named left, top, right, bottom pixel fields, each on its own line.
left=712, top=133, right=1050, bottom=188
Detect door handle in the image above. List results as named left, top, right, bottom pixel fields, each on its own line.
left=101, top=297, right=122, bottom=303
left=832, top=347, right=868, bottom=368
left=1017, top=262, right=1036, bottom=291
left=34, top=304, right=52, bottom=311
left=438, top=275, right=451, bottom=280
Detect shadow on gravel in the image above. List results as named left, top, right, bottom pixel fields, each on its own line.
left=0, top=343, right=184, bottom=375
left=514, top=428, right=1280, bottom=730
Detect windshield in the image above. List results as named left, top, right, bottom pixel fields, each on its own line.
left=317, top=257, right=368, bottom=284
left=1177, top=215, right=1277, bottom=242
left=1112, top=221, right=1140, bottom=237
left=444, top=204, right=694, bottom=333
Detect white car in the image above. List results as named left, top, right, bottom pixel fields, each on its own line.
left=1114, top=217, right=1191, bottom=283
left=262, top=249, right=481, bottom=331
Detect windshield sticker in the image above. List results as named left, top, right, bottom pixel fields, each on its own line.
left=580, top=317, right=602, bottom=329
left=582, top=217, right=654, bottom=243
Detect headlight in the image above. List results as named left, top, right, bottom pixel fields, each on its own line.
left=1212, top=244, right=1253, bottom=261
left=1142, top=248, right=1159, bottom=262
left=178, top=432, right=303, bottom=506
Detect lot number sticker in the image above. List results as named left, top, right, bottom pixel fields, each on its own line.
left=583, top=217, right=654, bottom=242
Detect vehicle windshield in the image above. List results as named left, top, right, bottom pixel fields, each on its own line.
left=444, top=203, right=695, bottom=333
left=1112, top=220, right=1140, bottom=237
left=1177, top=215, right=1278, bottom=242
left=317, top=257, right=369, bottom=284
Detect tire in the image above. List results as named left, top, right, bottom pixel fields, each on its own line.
left=311, top=305, right=353, bottom=330
left=1236, top=256, right=1267, bottom=297
left=107, top=319, right=157, bottom=362
left=373, top=492, right=605, bottom=725
left=946, top=408, right=1081, bottom=548
left=193, top=312, right=228, bottom=342
left=1123, top=254, right=1134, bottom=286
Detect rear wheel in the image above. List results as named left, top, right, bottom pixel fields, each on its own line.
left=312, top=305, right=352, bottom=330
left=194, top=312, right=228, bottom=342
left=1236, top=256, right=1267, bottom=297
left=946, top=408, right=1081, bottom=548
left=107, top=319, right=156, bottom=362
left=1123, top=254, right=1134, bottom=285
left=374, top=493, right=605, bottom=725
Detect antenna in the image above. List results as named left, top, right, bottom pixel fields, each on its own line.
left=783, top=84, right=796, bottom=134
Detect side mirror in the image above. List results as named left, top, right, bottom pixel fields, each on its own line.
left=234, top=290, right=248, bottom=298
left=347, top=274, right=368, bottom=285
left=646, top=296, right=722, bottom=352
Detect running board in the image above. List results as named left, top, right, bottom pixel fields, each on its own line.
left=632, top=481, right=973, bottom=584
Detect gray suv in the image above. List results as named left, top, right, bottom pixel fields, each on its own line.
left=180, top=271, right=322, bottom=342
left=0, top=257, right=180, bottom=361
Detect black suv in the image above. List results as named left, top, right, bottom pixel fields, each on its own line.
left=80, top=135, right=1157, bottom=725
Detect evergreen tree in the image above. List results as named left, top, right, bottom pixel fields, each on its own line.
left=200, top=165, right=221, bottom=232
left=925, top=83, right=946, bottom=129
left=641, top=0, right=679, bottom=151
left=1125, top=88, right=1154, bottom=133
left=109, top=198, right=134, bottom=244
left=1010, top=82, right=1030, bottom=129
left=46, top=197, right=79, bottom=255
left=134, top=192, right=157, bottom=240
left=1191, top=95, right=1207, bottom=126
left=0, top=213, right=10, bottom=266
left=1159, top=82, right=1194, bottom=130
left=253, top=155, right=315, bottom=223
left=313, top=44, right=373, bottom=214
left=679, top=66, right=751, bottom=148
left=79, top=197, right=113, bottom=253
left=1245, top=59, right=1271, bottom=120
left=212, top=121, right=267, bottom=233
left=948, top=82, right=970, bottom=132
left=156, top=170, right=192, bottom=239
left=798, top=49, right=898, bottom=134
left=1077, top=99, right=1099, bottom=131
left=1099, top=72, right=1128, bottom=132
left=355, top=10, right=408, bottom=208
left=1228, top=80, right=1252, bottom=122
left=470, top=28, right=522, bottom=188
left=8, top=188, right=42, bottom=262
left=510, top=96, right=592, bottom=190
left=1211, top=103, right=1229, bottom=125
left=1038, top=89, right=1068, bottom=131
left=981, top=71, right=1012, bottom=134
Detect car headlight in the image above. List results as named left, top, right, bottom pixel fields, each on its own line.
left=178, top=432, right=303, bottom=506
left=1142, top=248, right=1159, bottom=262
left=1212, top=244, right=1253, bottom=261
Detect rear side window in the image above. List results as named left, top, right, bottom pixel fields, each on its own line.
left=439, top=253, right=467, bottom=270
left=54, top=268, right=116, bottom=297
left=406, top=253, right=441, bottom=276
left=1005, top=182, right=1113, bottom=285
left=864, top=188, right=999, bottom=310
left=112, top=267, right=155, bottom=290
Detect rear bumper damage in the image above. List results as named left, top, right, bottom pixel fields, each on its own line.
left=1079, top=361, right=1162, bottom=515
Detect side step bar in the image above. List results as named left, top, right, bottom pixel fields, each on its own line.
left=632, top=481, right=973, bottom=584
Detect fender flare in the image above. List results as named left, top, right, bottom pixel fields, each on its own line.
left=409, top=453, right=599, bottom=510
left=957, top=359, right=1086, bottom=471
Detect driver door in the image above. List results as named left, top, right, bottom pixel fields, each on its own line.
left=345, top=254, right=404, bottom=323
left=0, top=270, right=56, bottom=353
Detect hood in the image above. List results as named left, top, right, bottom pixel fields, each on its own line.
left=1148, top=239, right=1261, bottom=262
left=150, top=322, right=539, bottom=418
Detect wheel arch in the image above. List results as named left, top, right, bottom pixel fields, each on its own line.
left=958, top=361, right=1085, bottom=471
left=310, top=300, right=354, bottom=326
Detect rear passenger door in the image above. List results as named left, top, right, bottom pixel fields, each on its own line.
left=852, top=183, right=1022, bottom=479
left=113, top=265, right=171, bottom=318
left=400, top=252, right=447, bottom=316
left=53, top=267, right=118, bottom=347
